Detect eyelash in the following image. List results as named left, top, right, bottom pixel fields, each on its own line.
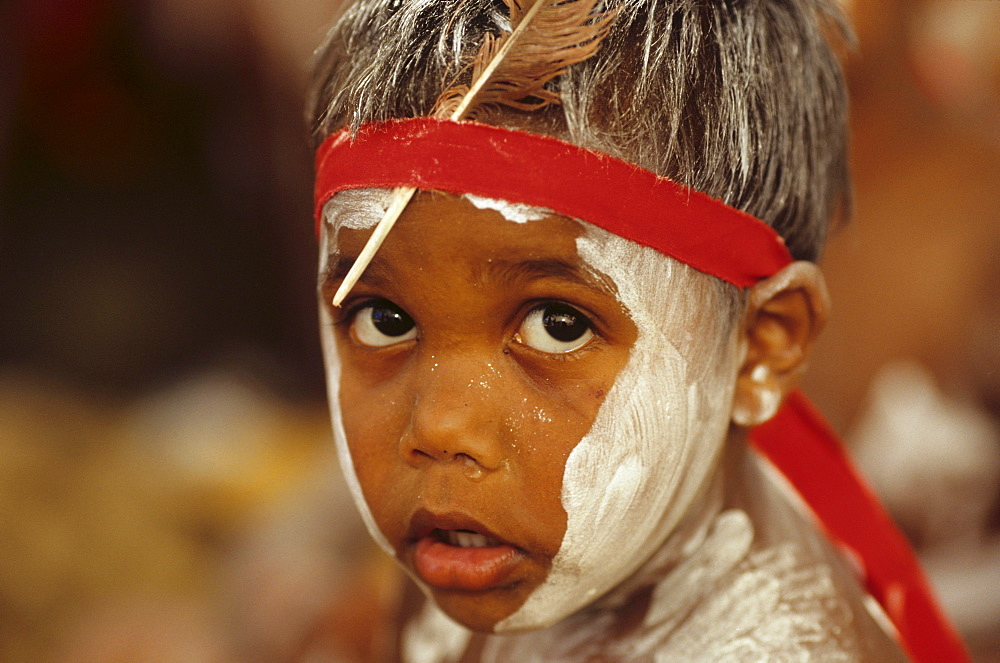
left=335, top=299, right=388, bottom=333
left=333, top=296, right=379, bottom=327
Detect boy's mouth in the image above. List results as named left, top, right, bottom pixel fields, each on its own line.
left=407, top=511, right=524, bottom=591
left=436, top=528, right=501, bottom=548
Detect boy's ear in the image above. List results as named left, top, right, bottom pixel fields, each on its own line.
left=731, top=261, right=829, bottom=427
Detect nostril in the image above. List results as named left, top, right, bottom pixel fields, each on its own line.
left=456, top=453, right=485, bottom=481
left=410, top=448, right=435, bottom=461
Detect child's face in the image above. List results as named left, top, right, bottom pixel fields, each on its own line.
left=318, top=191, right=741, bottom=633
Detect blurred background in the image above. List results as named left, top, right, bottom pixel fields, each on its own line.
left=1, top=0, right=998, bottom=660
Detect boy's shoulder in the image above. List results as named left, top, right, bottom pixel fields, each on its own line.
left=632, top=509, right=905, bottom=662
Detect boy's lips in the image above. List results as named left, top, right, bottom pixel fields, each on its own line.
left=407, top=509, right=524, bottom=591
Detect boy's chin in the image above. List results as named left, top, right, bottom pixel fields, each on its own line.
left=429, top=582, right=541, bottom=633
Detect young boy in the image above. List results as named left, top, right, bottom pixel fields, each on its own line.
left=307, top=0, right=965, bottom=660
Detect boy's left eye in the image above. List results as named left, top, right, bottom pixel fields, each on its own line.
left=516, top=302, right=595, bottom=354
left=350, top=300, right=418, bottom=347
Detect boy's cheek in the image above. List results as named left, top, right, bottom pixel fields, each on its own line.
left=335, top=336, right=415, bottom=387
left=337, top=373, right=408, bottom=462
left=337, top=403, right=414, bottom=544
left=507, top=342, right=631, bottom=417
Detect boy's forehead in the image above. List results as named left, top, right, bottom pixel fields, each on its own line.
left=325, top=190, right=615, bottom=291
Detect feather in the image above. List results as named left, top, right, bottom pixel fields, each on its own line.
left=331, top=0, right=617, bottom=307
left=434, top=0, right=617, bottom=121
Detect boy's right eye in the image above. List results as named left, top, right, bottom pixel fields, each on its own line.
left=350, top=300, right=417, bottom=347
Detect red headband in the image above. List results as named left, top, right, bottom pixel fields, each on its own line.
left=314, top=118, right=793, bottom=288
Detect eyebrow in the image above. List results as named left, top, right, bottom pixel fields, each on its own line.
left=476, top=258, right=614, bottom=295
left=322, top=255, right=393, bottom=289
left=322, top=254, right=614, bottom=297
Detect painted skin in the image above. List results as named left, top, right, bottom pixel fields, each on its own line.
left=320, top=192, right=637, bottom=632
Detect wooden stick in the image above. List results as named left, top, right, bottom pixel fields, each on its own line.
left=331, top=185, right=417, bottom=307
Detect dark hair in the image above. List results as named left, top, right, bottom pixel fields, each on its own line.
left=309, top=0, right=852, bottom=261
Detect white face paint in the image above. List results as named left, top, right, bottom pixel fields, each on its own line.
left=462, top=194, right=552, bottom=224
left=318, top=189, right=743, bottom=636
left=496, top=226, right=743, bottom=631
left=318, top=191, right=395, bottom=559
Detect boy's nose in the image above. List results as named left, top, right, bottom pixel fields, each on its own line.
left=400, top=359, right=507, bottom=476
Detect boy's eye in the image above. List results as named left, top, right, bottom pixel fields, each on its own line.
left=350, top=300, right=417, bottom=347
left=516, top=302, right=594, bottom=354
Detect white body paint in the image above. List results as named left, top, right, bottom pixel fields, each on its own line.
left=318, top=306, right=397, bottom=556
left=463, top=194, right=552, bottom=223
left=325, top=188, right=393, bottom=229
left=402, top=601, right=473, bottom=663
left=496, top=225, right=741, bottom=631
left=481, top=508, right=861, bottom=662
